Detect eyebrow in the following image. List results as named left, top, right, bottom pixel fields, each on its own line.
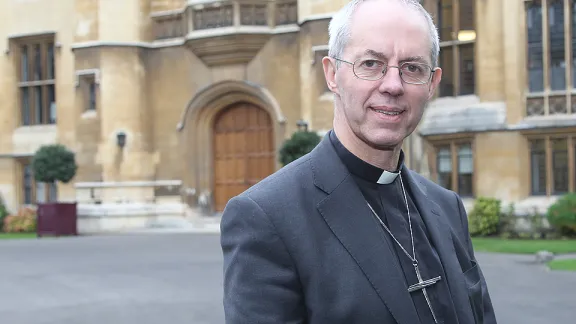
left=362, top=49, right=429, bottom=64
left=400, top=56, right=428, bottom=64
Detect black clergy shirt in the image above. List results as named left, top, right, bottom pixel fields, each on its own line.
left=329, top=130, right=459, bottom=324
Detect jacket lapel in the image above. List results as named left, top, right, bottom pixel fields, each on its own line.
left=403, top=169, right=476, bottom=323
left=310, top=135, right=420, bottom=324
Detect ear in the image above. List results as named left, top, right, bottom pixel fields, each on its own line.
left=322, top=56, right=339, bottom=94
left=427, top=67, right=442, bottom=100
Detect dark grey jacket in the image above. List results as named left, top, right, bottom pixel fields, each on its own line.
left=221, top=133, right=497, bottom=324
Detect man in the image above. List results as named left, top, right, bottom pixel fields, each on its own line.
left=220, top=0, right=497, bottom=323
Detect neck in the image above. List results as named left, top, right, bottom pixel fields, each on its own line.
left=333, top=122, right=402, bottom=172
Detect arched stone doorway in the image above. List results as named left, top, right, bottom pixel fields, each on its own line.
left=178, top=80, right=286, bottom=215
left=212, top=102, right=274, bottom=211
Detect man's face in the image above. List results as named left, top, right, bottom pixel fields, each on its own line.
left=324, top=0, right=442, bottom=151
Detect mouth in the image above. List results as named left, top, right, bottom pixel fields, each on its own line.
left=370, top=106, right=406, bottom=118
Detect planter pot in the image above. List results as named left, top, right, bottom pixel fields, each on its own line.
left=36, top=202, right=78, bottom=237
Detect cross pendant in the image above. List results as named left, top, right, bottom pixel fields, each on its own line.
left=407, top=263, right=441, bottom=324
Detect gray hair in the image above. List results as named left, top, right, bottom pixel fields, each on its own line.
left=328, top=0, right=440, bottom=67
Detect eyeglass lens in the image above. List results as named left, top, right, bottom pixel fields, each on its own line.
left=353, top=59, right=431, bottom=83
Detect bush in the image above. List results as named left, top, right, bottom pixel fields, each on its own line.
left=3, top=206, right=36, bottom=233
left=279, top=131, right=321, bottom=166
left=528, top=208, right=551, bottom=239
left=32, top=144, right=77, bottom=184
left=468, top=197, right=501, bottom=237
left=547, top=193, right=576, bottom=237
left=498, top=202, right=518, bottom=239
left=0, top=193, right=9, bottom=232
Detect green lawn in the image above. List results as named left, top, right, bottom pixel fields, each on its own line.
left=547, top=259, right=576, bottom=272
left=0, top=232, right=37, bottom=240
left=472, top=237, right=576, bottom=254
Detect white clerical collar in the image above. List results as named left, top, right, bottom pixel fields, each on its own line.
left=377, top=170, right=400, bottom=184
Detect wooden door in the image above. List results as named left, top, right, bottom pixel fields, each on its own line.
left=213, top=102, right=274, bottom=212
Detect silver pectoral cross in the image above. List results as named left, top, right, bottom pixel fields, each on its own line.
left=407, top=263, right=441, bottom=324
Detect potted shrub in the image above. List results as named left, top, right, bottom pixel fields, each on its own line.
left=279, top=130, right=321, bottom=166
left=31, top=144, right=78, bottom=237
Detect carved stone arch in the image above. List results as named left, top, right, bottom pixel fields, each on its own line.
left=177, top=80, right=286, bottom=131
left=179, top=81, right=286, bottom=214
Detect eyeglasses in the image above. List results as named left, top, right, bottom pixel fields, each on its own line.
left=332, top=57, right=436, bottom=85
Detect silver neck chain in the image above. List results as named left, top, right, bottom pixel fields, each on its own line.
left=366, top=170, right=418, bottom=266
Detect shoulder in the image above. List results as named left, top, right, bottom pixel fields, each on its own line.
left=408, top=169, right=463, bottom=213
left=407, top=169, right=470, bottom=233
left=220, top=152, right=318, bottom=244
left=225, top=152, right=316, bottom=213
left=410, top=170, right=458, bottom=202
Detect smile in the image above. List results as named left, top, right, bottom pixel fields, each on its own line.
left=373, top=109, right=403, bottom=116
left=370, top=106, right=406, bottom=118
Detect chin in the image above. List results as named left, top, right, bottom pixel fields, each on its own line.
left=362, top=132, right=404, bottom=150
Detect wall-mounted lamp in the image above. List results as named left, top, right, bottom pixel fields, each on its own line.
left=116, top=132, right=127, bottom=148
left=457, top=30, right=476, bottom=42
left=296, top=119, right=308, bottom=132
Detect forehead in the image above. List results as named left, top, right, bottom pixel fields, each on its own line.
left=347, top=1, right=431, bottom=62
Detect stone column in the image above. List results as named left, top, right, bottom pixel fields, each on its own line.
left=95, top=0, right=158, bottom=202
left=475, top=0, right=506, bottom=103
left=97, top=47, right=158, bottom=183
left=501, top=0, right=528, bottom=125
left=98, top=0, right=150, bottom=43
left=0, top=42, right=17, bottom=154
left=73, top=0, right=102, bottom=185
left=75, top=0, right=99, bottom=43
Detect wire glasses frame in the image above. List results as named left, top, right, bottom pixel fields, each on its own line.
left=332, top=57, right=437, bottom=85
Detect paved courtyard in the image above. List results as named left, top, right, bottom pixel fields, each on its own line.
left=0, top=232, right=574, bottom=324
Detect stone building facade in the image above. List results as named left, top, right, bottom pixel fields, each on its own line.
left=0, top=0, right=572, bottom=231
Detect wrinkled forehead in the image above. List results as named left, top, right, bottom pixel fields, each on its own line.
left=346, top=1, right=431, bottom=63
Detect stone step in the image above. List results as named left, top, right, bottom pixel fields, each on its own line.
left=144, top=208, right=222, bottom=233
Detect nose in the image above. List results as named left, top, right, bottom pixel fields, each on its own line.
left=378, top=66, right=404, bottom=97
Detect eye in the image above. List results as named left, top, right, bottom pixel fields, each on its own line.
left=405, top=64, right=423, bottom=73
left=359, top=59, right=384, bottom=69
